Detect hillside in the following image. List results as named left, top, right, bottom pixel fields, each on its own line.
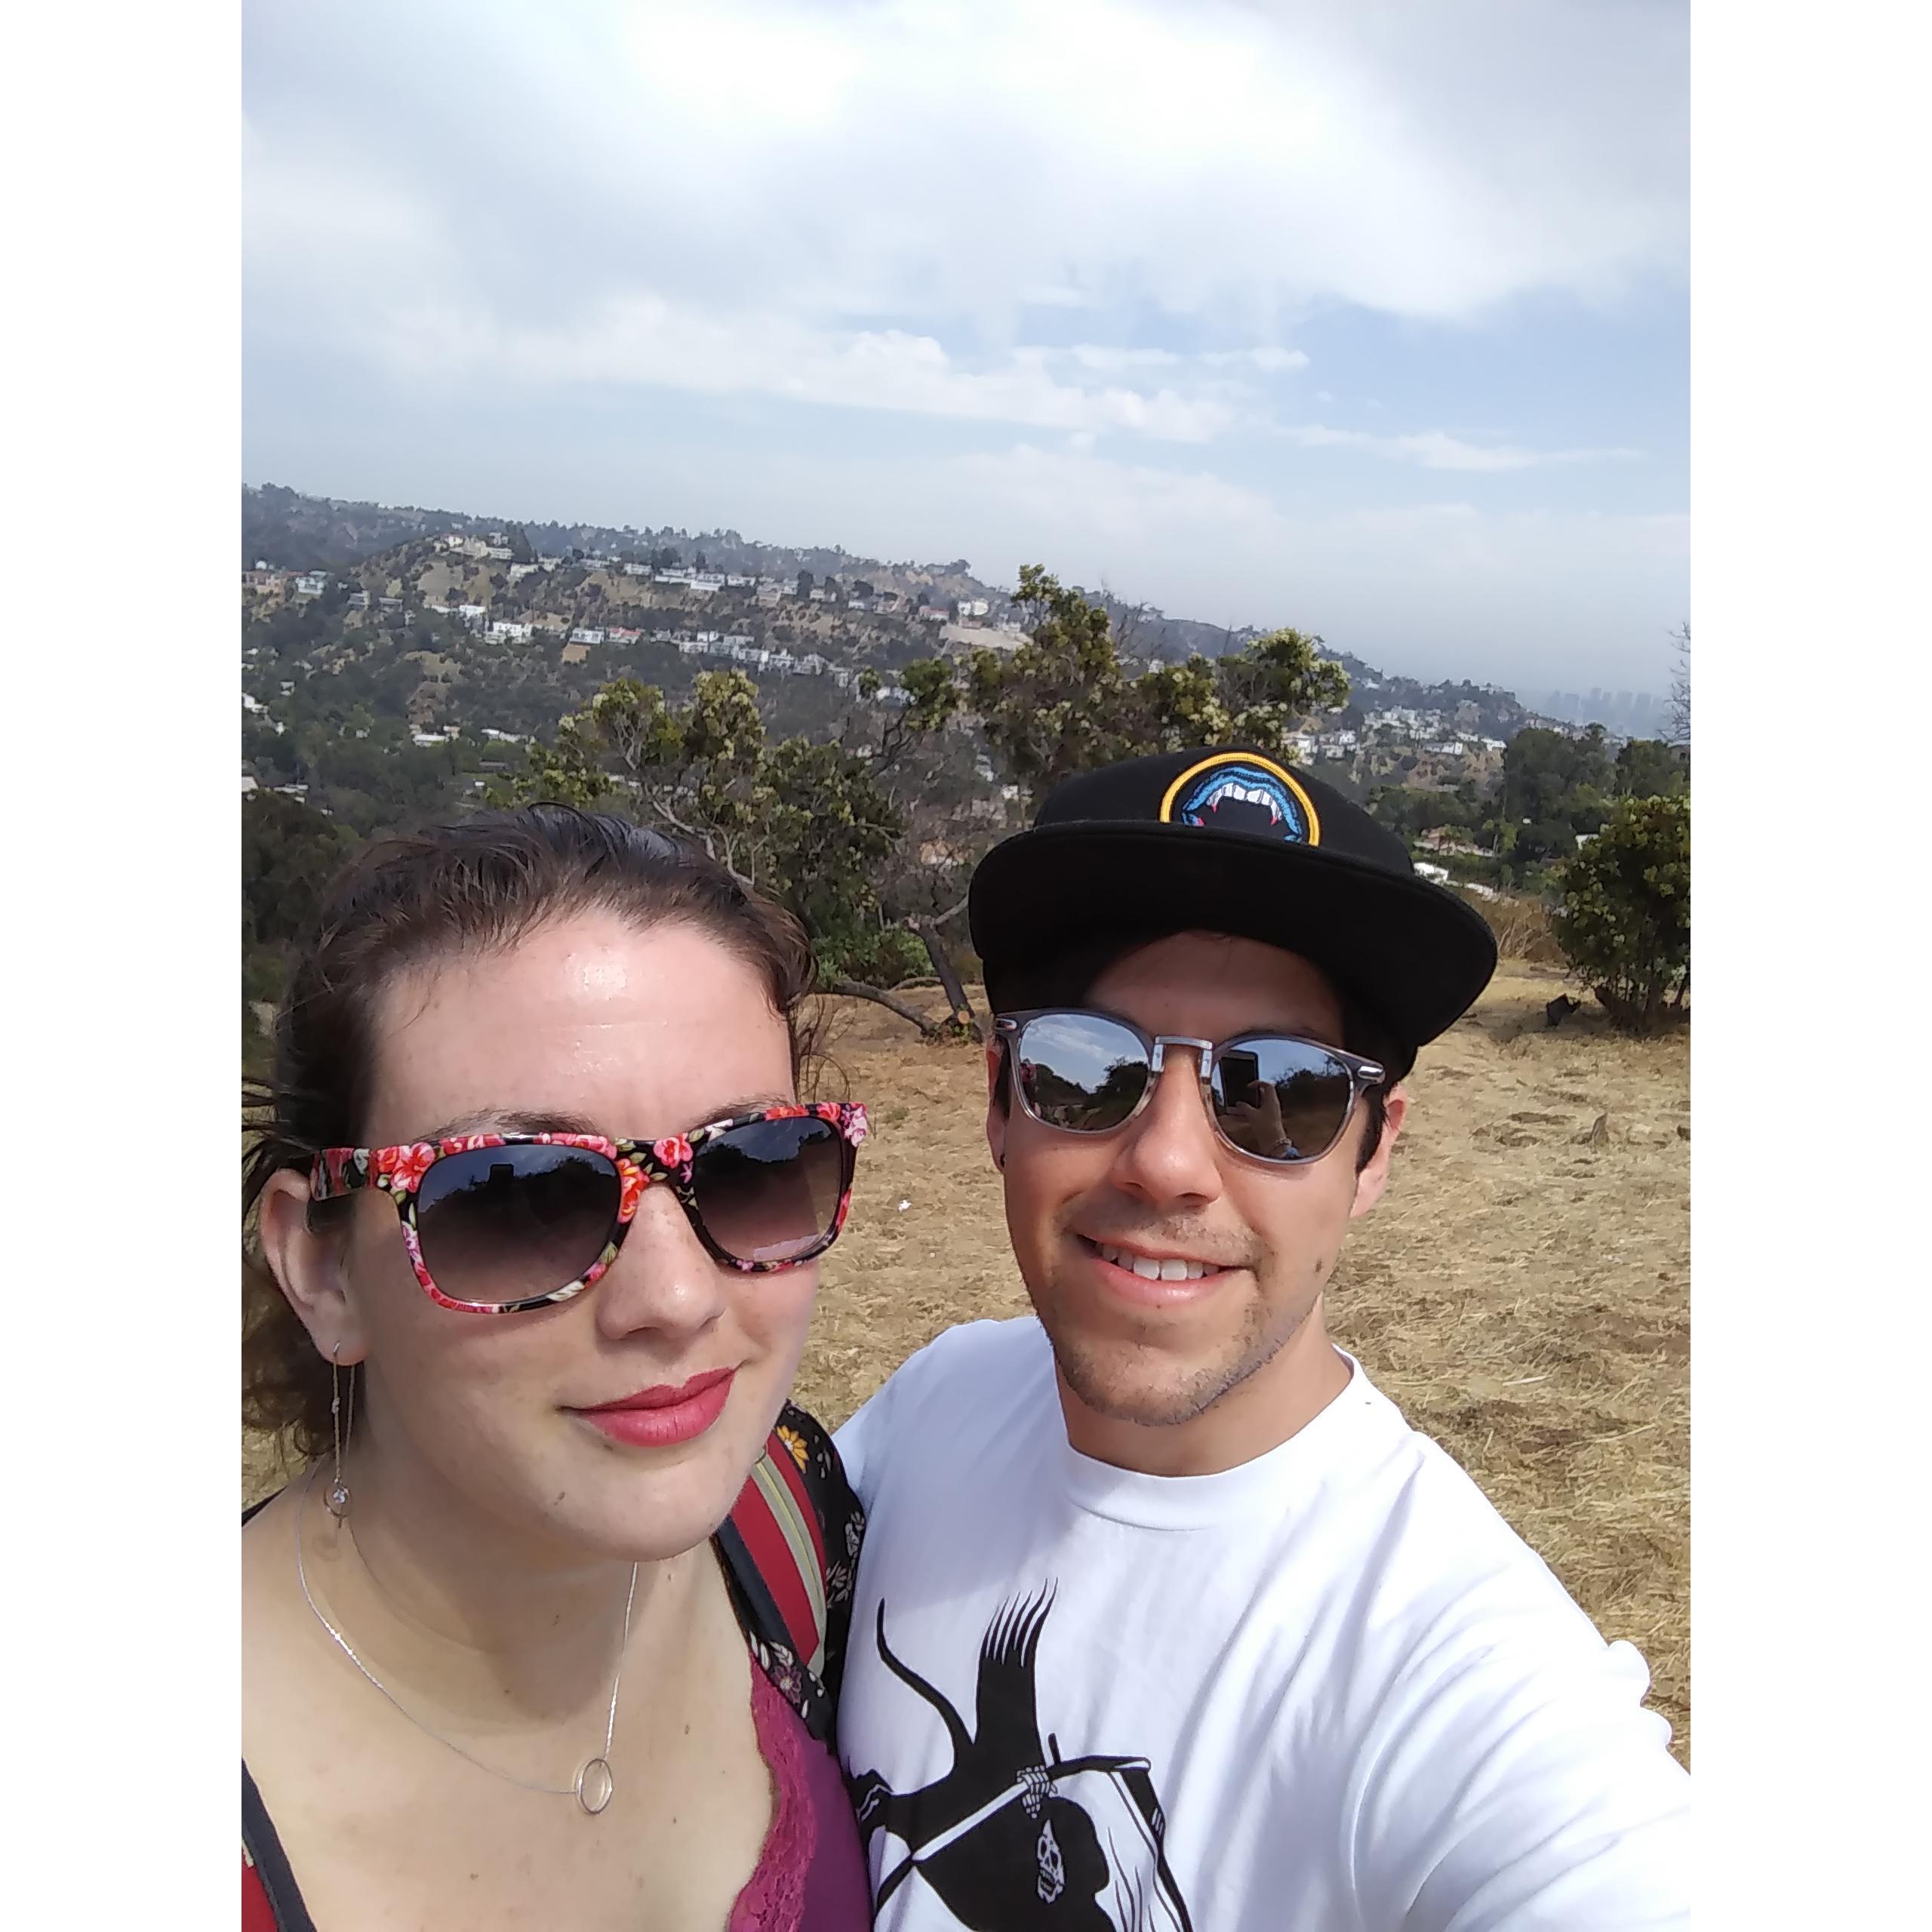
left=243, top=485, right=1564, bottom=734
left=245, top=483, right=1010, bottom=617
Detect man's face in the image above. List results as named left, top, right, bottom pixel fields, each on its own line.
left=987, top=931, right=1404, bottom=1448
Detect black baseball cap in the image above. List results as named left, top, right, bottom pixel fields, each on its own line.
left=969, top=746, right=1497, bottom=1068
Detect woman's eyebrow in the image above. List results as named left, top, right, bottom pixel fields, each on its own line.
left=417, top=1108, right=602, bottom=1141
left=688, top=1094, right=793, bottom=1128
left=414, top=1100, right=797, bottom=1141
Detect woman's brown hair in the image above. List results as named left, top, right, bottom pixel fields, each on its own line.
left=243, top=804, right=819, bottom=1457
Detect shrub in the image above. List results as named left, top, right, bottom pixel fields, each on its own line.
left=1552, top=795, right=1690, bottom=1033
left=1466, top=890, right=1564, bottom=965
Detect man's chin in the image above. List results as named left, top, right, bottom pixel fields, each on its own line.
left=1045, top=1324, right=1260, bottom=1431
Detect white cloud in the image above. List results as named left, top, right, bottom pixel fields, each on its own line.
left=1281, top=424, right=1642, bottom=471
left=1066, top=345, right=1185, bottom=374
left=355, top=297, right=1237, bottom=441
left=246, top=0, right=1686, bottom=334
left=1202, top=347, right=1312, bottom=374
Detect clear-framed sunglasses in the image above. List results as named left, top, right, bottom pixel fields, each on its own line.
left=996, top=1009, right=1384, bottom=1166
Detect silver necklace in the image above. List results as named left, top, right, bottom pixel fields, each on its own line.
left=294, top=1466, right=639, bottom=1816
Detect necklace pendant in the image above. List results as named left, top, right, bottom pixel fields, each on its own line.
left=575, top=1756, right=615, bottom=1816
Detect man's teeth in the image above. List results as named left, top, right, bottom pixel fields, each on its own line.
left=1095, top=1242, right=1218, bottom=1281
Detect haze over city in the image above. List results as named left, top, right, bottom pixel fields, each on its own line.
left=243, top=0, right=1688, bottom=701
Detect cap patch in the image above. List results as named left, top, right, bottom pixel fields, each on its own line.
left=1161, top=752, right=1320, bottom=845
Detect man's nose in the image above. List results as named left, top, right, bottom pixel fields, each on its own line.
left=1108, top=1043, right=1225, bottom=1207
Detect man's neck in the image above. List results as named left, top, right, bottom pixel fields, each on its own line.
left=1055, top=1304, right=1353, bottom=1479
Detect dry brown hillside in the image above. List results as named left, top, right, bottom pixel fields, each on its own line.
left=243, top=963, right=1690, bottom=1762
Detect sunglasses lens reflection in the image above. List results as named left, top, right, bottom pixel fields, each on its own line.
left=1016, top=1014, right=1152, bottom=1132
left=1211, top=1039, right=1357, bottom=1162
left=414, top=1143, right=622, bottom=1306
left=691, top=1115, right=850, bottom=1265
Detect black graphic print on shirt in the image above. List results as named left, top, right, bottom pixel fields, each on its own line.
left=848, top=1588, right=1194, bottom=1930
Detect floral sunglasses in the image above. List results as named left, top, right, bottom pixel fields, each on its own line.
left=312, top=1102, right=868, bottom=1314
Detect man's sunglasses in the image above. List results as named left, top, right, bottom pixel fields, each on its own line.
left=311, top=1103, right=869, bottom=1315
left=996, top=1009, right=1385, bottom=1167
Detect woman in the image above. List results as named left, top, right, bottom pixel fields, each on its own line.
left=243, top=805, right=874, bottom=1929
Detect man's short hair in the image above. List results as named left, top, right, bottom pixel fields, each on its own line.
left=985, top=925, right=1404, bottom=1172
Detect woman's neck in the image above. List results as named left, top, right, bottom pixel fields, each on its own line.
left=297, top=1441, right=703, bottom=1734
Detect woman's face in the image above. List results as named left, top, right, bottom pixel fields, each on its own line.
left=333, top=912, right=818, bottom=1563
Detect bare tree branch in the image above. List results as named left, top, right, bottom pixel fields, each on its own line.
left=1666, top=621, right=1690, bottom=746
left=915, top=889, right=973, bottom=930
left=826, top=976, right=948, bottom=1038
left=654, top=797, right=758, bottom=892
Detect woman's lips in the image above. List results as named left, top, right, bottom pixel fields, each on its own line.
left=571, top=1368, right=737, bottom=1447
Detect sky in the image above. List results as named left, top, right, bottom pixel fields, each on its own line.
left=242, top=0, right=1688, bottom=699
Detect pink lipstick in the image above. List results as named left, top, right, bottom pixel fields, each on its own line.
left=572, top=1368, right=736, bottom=1447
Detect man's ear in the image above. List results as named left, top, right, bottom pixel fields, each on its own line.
left=985, top=1041, right=1008, bottom=1174
left=1349, top=1084, right=1408, bottom=1222
left=257, top=1169, right=368, bottom=1364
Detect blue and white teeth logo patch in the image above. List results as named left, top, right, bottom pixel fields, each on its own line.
left=1161, top=752, right=1321, bottom=845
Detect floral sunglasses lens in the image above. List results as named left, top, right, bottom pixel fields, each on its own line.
left=1209, top=1038, right=1359, bottom=1162
left=1015, top=1013, right=1152, bottom=1132
left=689, top=1115, right=851, bottom=1266
left=414, top=1143, right=623, bottom=1306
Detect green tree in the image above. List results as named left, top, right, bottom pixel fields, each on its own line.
left=1615, top=737, right=1688, bottom=800
left=1491, top=725, right=1615, bottom=879
left=242, top=791, right=357, bottom=1061
left=961, top=564, right=1137, bottom=795
left=1211, top=626, right=1351, bottom=751
left=1552, top=795, right=1690, bottom=1033
left=912, top=565, right=1349, bottom=805
left=1497, top=725, right=1614, bottom=827
left=500, top=673, right=934, bottom=1009
left=242, top=791, right=353, bottom=958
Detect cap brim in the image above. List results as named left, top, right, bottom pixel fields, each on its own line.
left=969, top=822, right=1499, bottom=1054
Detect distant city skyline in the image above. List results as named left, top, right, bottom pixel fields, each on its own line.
left=244, top=1, right=1687, bottom=700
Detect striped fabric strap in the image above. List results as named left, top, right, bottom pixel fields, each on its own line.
left=729, top=1424, right=830, bottom=1677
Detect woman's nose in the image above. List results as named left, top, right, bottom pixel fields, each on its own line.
left=592, top=1184, right=731, bottom=1343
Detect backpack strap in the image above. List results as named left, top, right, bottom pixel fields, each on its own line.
left=714, top=1402, right=864, bottom=1746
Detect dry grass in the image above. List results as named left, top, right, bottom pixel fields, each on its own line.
left=242, top=964, right=1688, bottom=1764
left=794, top=967, right=1690, bottom=1767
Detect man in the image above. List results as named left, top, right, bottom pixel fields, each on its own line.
left=834, top=746, right=1688, bottom=1930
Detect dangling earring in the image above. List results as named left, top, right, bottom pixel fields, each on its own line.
left=326, top=1342, right=354, bottom=1518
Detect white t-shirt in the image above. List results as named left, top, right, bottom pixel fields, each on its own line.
left=834, top=1316, right=1687, bottom=1931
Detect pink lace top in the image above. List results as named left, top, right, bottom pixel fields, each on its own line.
left=729, top=1663, right=872, bottom=1930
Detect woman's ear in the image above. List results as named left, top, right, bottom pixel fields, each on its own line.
left=257, top=1169, right=368, bottom=1365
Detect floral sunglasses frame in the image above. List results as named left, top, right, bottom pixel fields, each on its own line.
left=311, top=1101, right=869, bottom=1315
